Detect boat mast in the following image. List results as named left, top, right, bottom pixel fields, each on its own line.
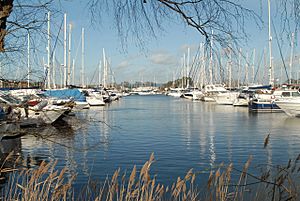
left=27, top=32, right=30, bottom=88
left=47, top=11, right=51, bottom=89
left=81, top=28, right=85, bottom=88
left=245, top=52, right=249, bottom=85
left=252, top=48, right=256, bottom=84
left=289, top=32, right=294, bottom=84
left=238, top=48, right=241, bottom=88
left=72, top=59, right=75, bottom=85
left=183, top=53, right=186, bottom=88
left=187, top=47, right=190, bottom=88
left=52, top=51, right=56, bottom=89
left=67, top=23, right=72, bottom=86
left=102, top=48, right=106, bottom=88
left=268, top=0, right=273, bottom=86
left=98, top=60, right=102, bottom=88
left=63, top=13, right=67, bottom=88
left=200, top=43, right=205, bottom=89
left=229, top=47, right=232, bottom=89
left=181, top=57, right=184, bottom=88
left=209, top=30, right=213, bottom=85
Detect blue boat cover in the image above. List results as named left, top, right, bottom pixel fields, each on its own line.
left=44, top=89, right=86, bottom=102
left=248, top=85, right=272, bottom=90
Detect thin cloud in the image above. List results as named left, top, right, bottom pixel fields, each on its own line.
left=149, top=51, right=176, bottom=66
left=116, top=60, right=130, bottom=70
left=180, top=44, right=199, bottom=53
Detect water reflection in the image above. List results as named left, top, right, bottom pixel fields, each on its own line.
left=0, top=137, right=21, bottom=157
left=0, top=137, right=21, bottom=186
left=8, top=95, right=300, bottom=190
left=20, top=117, right=78, bottom=182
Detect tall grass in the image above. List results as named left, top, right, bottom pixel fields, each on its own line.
left=1, top=152, right=299, bottom=200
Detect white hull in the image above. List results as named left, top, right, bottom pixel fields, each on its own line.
left=192, top=93, right=203, bottom=100
left=86, top=96, right=105, bottom=106
left=233, top=98, right=249, bottom=106
left=168, top=92, right=182, bottom=97
left=182, top=94, right=193, bottom=100
left=214, top=92, right=239, bottom=105
left=27, top=106, right=69, bottom=124
left=275, top=100, right=300, bottom=117
left=138, top=91, right=155, bottom=96
left=201, top=95, right=216, bottom=102
left=74, top=101, right=90, bottom=109
left=182, top=91, right=203, bottom=100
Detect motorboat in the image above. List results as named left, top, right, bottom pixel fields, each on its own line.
left=167, top=88, right=186, bottom=98
left=201, top=84, right=227, bottom=102
left=83, top=89, right=106, bottom=106
left=182, top=89, right=203, bottom=100
left=275, top=90, right=300, bottom=117
left=214, top=91, right=239, bottom=105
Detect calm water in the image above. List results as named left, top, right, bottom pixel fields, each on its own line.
left=3, top=95, right=300, bottom=189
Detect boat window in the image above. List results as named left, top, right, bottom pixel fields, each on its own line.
left=281, top=92, right=290, bottom=97
left=292, top=92, right=300, bottom=97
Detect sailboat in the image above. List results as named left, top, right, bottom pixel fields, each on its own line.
left=214, top=47, right=239, bottom=105
left=248, top=0, right=281, bottom=112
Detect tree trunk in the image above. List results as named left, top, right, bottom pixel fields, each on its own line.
left=0, top=0, right=13, bottom=52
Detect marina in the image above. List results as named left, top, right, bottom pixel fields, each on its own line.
left=1, top=0, right=300, bottom=200
left=1, top=94, right=299, bottom=191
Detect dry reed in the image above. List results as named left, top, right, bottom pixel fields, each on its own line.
left=0, top=152, right=299, bottom=201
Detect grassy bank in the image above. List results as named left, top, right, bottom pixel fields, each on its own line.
left=1, top=152, right=299, bottom=200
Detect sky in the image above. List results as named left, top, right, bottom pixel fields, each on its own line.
left=14, top=0, right=299, bottom=86
left=54, top=0, right=204, bottom=85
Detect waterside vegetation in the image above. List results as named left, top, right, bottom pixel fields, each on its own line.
left=1, top=152, right=299, bottom=201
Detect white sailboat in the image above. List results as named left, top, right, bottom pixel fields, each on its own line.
left=214, top=46, right=239, bottom=105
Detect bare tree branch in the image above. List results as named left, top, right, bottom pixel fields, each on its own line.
left=88, top=0, right=262, bottom=52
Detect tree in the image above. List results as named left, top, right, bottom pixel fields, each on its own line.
left=0, top=0, right=13, bottom=52
left=88, top=0, right=262, bottom=51
left=0, top=0, right=55, bottom=53
left=0, top=0, right=55, bottom=82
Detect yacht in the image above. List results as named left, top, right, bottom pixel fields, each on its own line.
left=83, top=89, right=106, bottom=106
left=248, top=86, right=300, bottom=113
left=182, top=89, right=203, bottom=100
left=201, top=84, right=227, bottom=102
left=275, top=90, right=300, bottom=117
left=214, top=91, right=239, bottom=105
left=167, top=88, right=186, bottom=98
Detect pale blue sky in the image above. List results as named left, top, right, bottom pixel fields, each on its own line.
left=40, top=0, right=299, bottom=85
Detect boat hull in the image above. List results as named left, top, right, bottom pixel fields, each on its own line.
left=27, top=107, right=69, bottom=124
left=248, top=100, right=281, bottom=112
left=233, top=98, right=249, bottom=106
left=275, top=101, right=300, bottom=117
left=86, top=97, right=105, bottom=106
left=214, top=92, right=239, bottom=105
